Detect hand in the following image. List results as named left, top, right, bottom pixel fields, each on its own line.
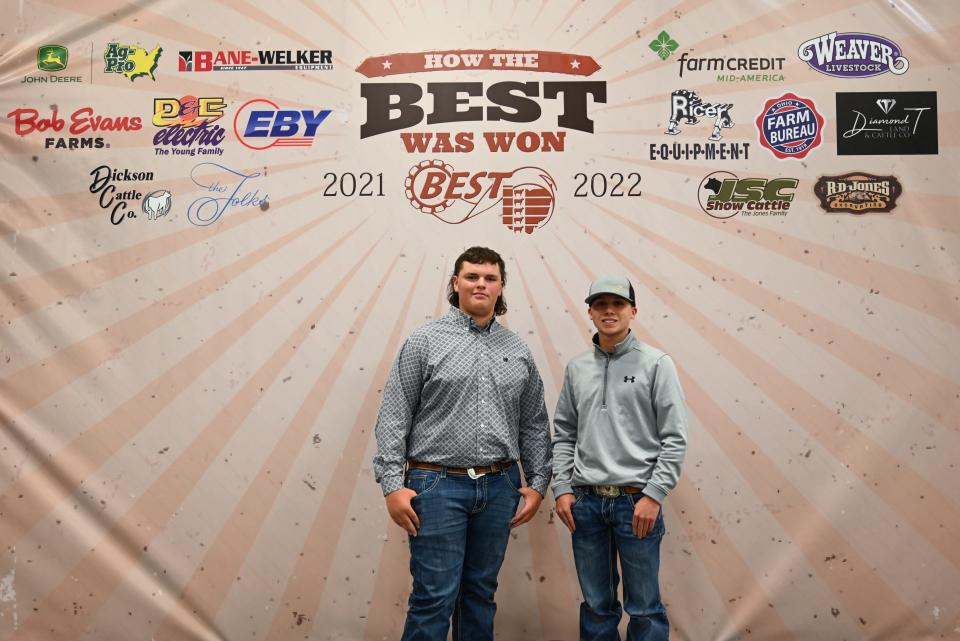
left=511, top=487, right=543, bottom=528
left=632, top=495, right=660, bottom=538
left=385, top=488, right=420, bottom=536
left=554, top=493, right=576, bottom=533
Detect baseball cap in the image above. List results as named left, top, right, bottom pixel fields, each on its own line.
left=585, top=275, right=636, bottom=306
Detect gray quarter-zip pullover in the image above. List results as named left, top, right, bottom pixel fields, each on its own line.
left=551, top=331, right=688, bottom=504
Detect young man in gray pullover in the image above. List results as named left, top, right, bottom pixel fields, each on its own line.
left=552, top=275, right=688, bottom=641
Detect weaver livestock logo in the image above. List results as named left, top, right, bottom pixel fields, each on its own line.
left=103, top=43, right=162, bottom=81
left=404, top=160, right=557, bottom=234
left=698, top=172, right=797, bottom=218
left=756, top=93, right=824, bottom=160
left=6, top=106, right=141, bottom=149
left=651, top=90, right=748, bottom=161
left=153, top=96, right=227, bottom=156
left=233, top=99, right=332, bottom=150
left=798, top=32, right=908, bottom=77
left=178, top=49, right=332, bottom=71
left=836, top=91, right=937, bottom=155
left=814, top=173, right=902, bottom=214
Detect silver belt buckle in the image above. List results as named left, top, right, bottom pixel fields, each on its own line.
left=596, top=485, right=619, bottom=497
left=467, top=467, right=485, bottom=480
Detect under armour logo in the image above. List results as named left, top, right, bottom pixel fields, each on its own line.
left=624, top=376, right=636, bottom=383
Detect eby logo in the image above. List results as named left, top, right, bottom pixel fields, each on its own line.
left=233, top=99, right=331, bottom=149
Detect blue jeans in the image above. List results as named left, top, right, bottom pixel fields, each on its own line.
left=571, top=491, right=668, bottom=641
left=401, top=465, right=523, bottom=641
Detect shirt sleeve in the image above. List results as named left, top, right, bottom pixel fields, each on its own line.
left=372, top=333, right=427, bottom=495
left=643, top=354, right=688, bottom=504
left=516, top=348, right=552, bottom=495
left=550, top=364, right=578, bottom=497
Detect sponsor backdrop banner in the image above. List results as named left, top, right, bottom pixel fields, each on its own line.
left=1, top=1, right=957, bottom=639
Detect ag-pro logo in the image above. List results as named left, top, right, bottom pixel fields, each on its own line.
left=232, top=99, right=331, bottom=150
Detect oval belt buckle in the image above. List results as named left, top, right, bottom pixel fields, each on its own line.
left=467, top=467, right=485, bottom=479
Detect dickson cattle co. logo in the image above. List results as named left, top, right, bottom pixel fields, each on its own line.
left=6, top=106, right=142, bottom=149
left=405, top=160, right=557, bottom=234
left=153, top=96, right=227, bottom=157
left=814, top=173, right=902, bottom=214
left=756, top=93, right=824, bottom=160
left=836, top=91, right=937, bottom=156
left=23, top=44, right=83, bottom=84
left=652, top=90, right=748, bottom=161
left=88, top=165, right=167, bottom=224
left=233, top=99, right=331, bottom=150
left=798, top=32, right=909, bottom=78
left=178, top=49, right=332, bottom=72
left=676, top=53, right=786, bottom=83
left=104, top=43, right=162, bottom=81
left=698, top=172, right=797, bottom=219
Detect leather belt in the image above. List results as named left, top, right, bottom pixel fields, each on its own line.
left=584, top=485, right=644, bottom=497
left=408, top=460, right=513, bottom=480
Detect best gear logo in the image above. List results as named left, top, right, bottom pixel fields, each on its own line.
left=404, top=160, right=557, bottom=234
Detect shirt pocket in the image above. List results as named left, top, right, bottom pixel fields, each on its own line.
left=493, top=354, right=528, bottom=399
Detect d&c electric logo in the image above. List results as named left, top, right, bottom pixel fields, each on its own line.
left=6, top=106, right=142, bottom=149
left=698, top=172, right=797, bottom=219
left=756, top=93, right=824, bottom=160
left=153, top=96, right=227, bottom=157
left=814, top=173, right=902, bottom=214
left=178, top=49, right=332, bottom=72
left=233, top=99, right=332, bottom=150
left=104, top=43, right=162, bottom=81
left=798, top=32, right=908, bottom=78
left=404, top=160, right=557, bottom=234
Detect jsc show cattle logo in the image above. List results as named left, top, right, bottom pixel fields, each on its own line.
left=798, top=32, right=909, bottom=78
left=233, top=99, right=332, bottom=150
left=698, top=172, right=797, bottom=219
left=756, top=93, right=824, bottom=160
left=405, top=160, right=557, bottom=234
left=814, top=173, right=902, bottom=214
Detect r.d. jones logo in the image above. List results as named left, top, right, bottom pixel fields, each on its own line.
left=798, top=32, right=908, bottom=78
left=404, top=159, right=557, bottom=234
left=153, top=95, right=227, bottom=156
left=698, top=172, right=797, bottom=218
left=836, top=91, right=937, bottom=155
left=233, top=99, right=331, bottom=150
left=814, top=173, right=902, bottom=214
left=756, top=92, right=824, bottom=160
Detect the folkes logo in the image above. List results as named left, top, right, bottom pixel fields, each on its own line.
left=233, top=99, right=331, bottom=150
left=404, top=160, right=557, bottom=234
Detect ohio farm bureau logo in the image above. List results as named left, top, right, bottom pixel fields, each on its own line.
left=756, top=93, right=824, bottom=160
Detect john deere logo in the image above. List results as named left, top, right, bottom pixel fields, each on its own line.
left=38, top=45, right=68, bottom=72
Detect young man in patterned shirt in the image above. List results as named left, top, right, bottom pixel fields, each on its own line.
left=373, top=246, right=552, bottom=641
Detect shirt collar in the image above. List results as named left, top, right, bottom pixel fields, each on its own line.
left=446, top=305, right=498, bottom=333
left=592, top=329, right=636, bottom=356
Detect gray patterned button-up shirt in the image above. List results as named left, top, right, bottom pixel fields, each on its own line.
left=373, top=306, right=552, bottom=495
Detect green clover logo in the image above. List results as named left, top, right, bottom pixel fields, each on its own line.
left=649, top=31, right=679, bottom=60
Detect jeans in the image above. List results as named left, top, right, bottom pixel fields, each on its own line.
left=400, top=465, right=523, bottom=641
left=571, top=491, right=668, bottom=641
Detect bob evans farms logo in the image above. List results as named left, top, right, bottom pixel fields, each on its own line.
left=404, top=160, right=557, bottom=234
left=814, top=173, right=902, bottom=213
left=6, top=106, right=141, bottom=149
left=153, top=96, right=227, bottom=157
left=756, top=93, right=824, bottom=160
left=357, top=49, right=606, bottom=153
left=798, top=32, right=908, bottom=77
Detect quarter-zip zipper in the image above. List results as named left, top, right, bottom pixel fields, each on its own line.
left=601, top=352, right=610, bottom=410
